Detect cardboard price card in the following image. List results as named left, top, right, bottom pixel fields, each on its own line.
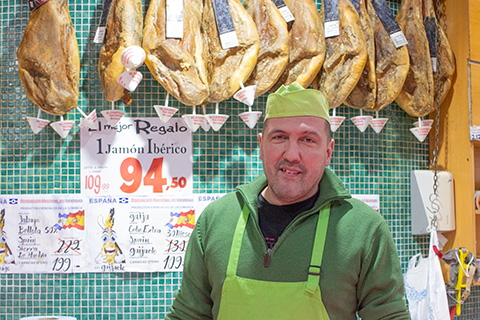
left=81, top=117, right=193, bottom=196
left=85, top=195, right=211, bottom=273
left=0, top=195, right=86, bottom=274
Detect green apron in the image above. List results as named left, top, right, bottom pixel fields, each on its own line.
left=217, top=203, right=331, bottom=320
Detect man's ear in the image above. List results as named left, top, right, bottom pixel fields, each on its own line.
left=258, top=133, right=263, bottom=160
left=325, top=139, right=335, bottom=166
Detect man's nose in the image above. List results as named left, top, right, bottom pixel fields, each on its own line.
left=283, top=140, right=301, bottom=162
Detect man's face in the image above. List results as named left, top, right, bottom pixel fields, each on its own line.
left=259, top=116, right=334, bottom=206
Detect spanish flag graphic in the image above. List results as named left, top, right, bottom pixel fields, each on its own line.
left=165, top=210, right=195, bottom=229
left=174, top=210, right=195, bottom=229
left=63, top=210, right=85, bottom=230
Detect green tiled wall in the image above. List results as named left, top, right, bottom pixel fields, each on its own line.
left=1, top=0, right=478, bottom=319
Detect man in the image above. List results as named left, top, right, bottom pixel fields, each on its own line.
left=166, top=83, right=410, bottom=319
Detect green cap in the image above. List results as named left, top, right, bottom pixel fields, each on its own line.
left=264, top=82, right=330, bottom=123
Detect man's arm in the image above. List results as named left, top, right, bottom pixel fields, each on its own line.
left=356, top=221, right=411, bottom=319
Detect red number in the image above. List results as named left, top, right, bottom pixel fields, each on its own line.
left=120, top=158, right=142, bottom=193
left=171, top=177, right=179, bottom=188
left=178, top=177, right=187, bottom=188
left=170, top=177, right=187, bottom=189
left=143, top=158, right=168, bottom=193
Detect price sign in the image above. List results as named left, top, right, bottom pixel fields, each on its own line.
left=0, top=194, right=86, bottom=273
left=85, top=195, right=197, bottom=272
left=80, top=118, right=192, bottom=196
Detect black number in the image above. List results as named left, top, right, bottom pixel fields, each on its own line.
left=55, top=239, right=81, bottom=255
left=163, top=255, right=183, bottom=270
left=52, top=257, right=71, bottom=272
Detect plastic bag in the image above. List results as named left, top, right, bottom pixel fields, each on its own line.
left=403, top=229, right=450, bottom=320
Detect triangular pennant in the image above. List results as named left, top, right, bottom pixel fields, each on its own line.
left=26, top=116, right=50, bottom=134
left=117, top=71, right=143, bottom=92
left=101, top=109, right=125, bottom=126
left=120, top=45, right=146, bottom=69
left=351, top=116, right=373, bottom=132
left=233, top=85, right=257, bottom=107
left=201, top=117, right=211, bottom=132
left=369, top=118, right=389, bottom=133
left=154, top=105, right=178, bottom=123
left=239, top=111, right=262, bottom=129
left=410, top=126, right=432, bottom=142
left=330, top=116, right=346, bottom=132
left=413, top=119, right=434, bottom=128
left=50, top=120, right=74, bottom=139
left=206, top=114, right=229, bottom=131
left=182, top=114, right=205, bottom=132
left=78, top=109, right=98, bottom=129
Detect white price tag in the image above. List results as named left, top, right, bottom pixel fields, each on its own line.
left=272, top=0, right=294, bottom=23
left=431, top=57, right=437, bottom=73
left=278, top=6, right=294, bottom=23
left=390, top=30, right=408, bottom=48
left=324, top=20, right=340, bottom=38
left=166, top=0, right=183, bottom=39
left=220, top=31, right=239, bottom=50
left=211, top=0, right=238, bottom=49
left=94, top=27, right=106, bottom=44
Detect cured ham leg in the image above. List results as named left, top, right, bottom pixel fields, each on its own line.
left=271, top=0, right=325, bottom=92
left=423, top=0, right=455, bottom=106
left=395, top=0, right=434, bottom=117
left=99, top=0, right=143, bottom=102
left=344, top=0, right=376, bottom=110
left=243, top=0, right=289, bottom=98
left=317, top=0, right=367, bottom=110
left=367, top=0, right=409, bottom=111
left=202, top=0, right=260, bottom=104
left=143, top=0, right=208, bottom=106
left=17, top=0, right=80, bottom=116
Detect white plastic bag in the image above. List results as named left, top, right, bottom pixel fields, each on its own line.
left=403, top=229, right=450, bottom=320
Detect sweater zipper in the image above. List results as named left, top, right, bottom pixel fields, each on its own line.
left=264, top=248, right=272, bottom=268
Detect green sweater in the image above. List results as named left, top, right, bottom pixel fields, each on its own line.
left=167, top=168, right=410, bottom=319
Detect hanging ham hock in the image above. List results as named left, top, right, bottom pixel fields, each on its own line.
left=202, top=0, right=260, bottom=104
left=316, top=0, right=367, bottom=110
left=98, top=0, right=143, bottom=103
left=143, top=0, right=209, bottom=106
left=395, top=0, right=434, bottom=117
left=243, top=0, right=289, bottom=98
left=17, top=0, right=80, bottom=116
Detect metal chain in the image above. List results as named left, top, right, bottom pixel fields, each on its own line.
left=429, top=0, right=447, bottom=229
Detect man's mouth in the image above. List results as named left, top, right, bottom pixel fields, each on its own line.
left=281, top=168, right=301, bottom=175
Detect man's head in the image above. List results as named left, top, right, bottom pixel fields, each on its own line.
left=259, top=83, right=334, bottom=205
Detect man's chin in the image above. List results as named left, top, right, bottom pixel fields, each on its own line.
left=269, top=188, right=304, bottom=205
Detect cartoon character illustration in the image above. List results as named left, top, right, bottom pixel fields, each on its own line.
left=0, top=209, right=15, bottom=264
left=95, top=208, right=125, bottom=264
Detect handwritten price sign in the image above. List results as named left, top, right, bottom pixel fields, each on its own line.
left=80, top=118, right=192, bottom=196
